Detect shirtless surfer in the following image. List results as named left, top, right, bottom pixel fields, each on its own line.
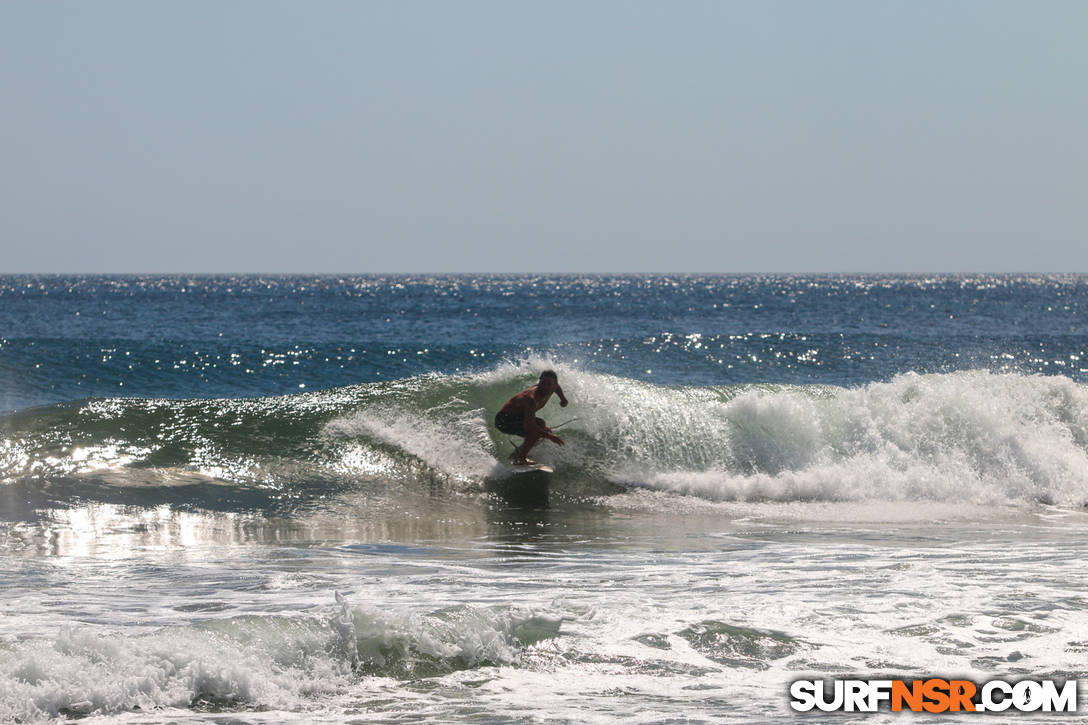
left=494, top=370, right=568, bottom=465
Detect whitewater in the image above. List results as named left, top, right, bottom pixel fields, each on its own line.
left=2, top=275, right=1088, bottom=723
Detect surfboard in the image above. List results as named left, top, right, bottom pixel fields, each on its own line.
left=485, top=461, right=552, bottom=505
left=503, top=462, right=554, bottom=475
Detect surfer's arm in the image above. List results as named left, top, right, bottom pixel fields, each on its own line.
left=524, top=410, right=564, bottom=445
left=535, top=415, right=565, bottom=446
left=556, top=384, right=568, bottom=407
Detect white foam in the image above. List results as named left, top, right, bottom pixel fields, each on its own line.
left=0, top=622, right=344, bottom=722
left=0, top=598, right=562, bottom=722
left=608, top=371, right=1088, bottom=506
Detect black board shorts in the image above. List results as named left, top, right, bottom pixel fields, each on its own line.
left=494, top=411, right=526, bottom=437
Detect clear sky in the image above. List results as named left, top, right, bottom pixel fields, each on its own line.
left=2, top=0, right=1085, bottom=273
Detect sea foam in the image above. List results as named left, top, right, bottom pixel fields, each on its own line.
left=0, top=596, right=561, bottom=722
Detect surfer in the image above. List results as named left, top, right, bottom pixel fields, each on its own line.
left=494, top=370, right=568, bottom=465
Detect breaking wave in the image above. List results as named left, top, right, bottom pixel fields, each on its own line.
left=0, top=592, right=561, bottom=722
left=3, top=361, right=1088, bottom=508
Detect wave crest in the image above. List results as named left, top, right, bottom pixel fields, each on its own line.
left=3, top=363, right=1087, bottom=507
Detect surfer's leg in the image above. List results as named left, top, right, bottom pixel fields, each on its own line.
left=512, top=430, right=542, bottom=464
left=512, top=417, right=555, bottom=463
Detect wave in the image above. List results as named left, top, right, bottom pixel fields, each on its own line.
left=3, top=361, right=1088, bottom=508
left=0, top=592, right=562, bottom=722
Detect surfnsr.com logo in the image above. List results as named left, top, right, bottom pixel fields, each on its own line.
left=790, top=679, right=1078, bottom=713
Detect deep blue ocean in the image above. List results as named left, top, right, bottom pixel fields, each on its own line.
left=3, top=274, right=1086, bottom=411
left=3, top=275, right=1088, bottom=723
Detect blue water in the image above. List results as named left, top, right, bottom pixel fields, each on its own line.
left=3, top=274, right=1086, bottom=410
left=3, top=275, right=1088, bottom=723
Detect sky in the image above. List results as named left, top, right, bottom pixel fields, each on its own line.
left=2, top=0, right=1085, bottom=273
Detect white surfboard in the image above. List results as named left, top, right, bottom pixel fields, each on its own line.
left=504, top=462, right=553, bottom=474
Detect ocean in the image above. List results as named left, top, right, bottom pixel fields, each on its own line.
left=2, top=274, right=1087, bottom=723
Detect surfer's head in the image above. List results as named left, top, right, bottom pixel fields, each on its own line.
left=537, top=370, right=558, bottom=394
